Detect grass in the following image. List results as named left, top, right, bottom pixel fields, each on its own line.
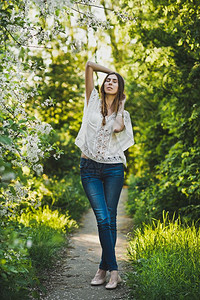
left=18, top=205, right=77, bottom=233
left=17, top=205, right=78, bottom=269
left=0, top=205, right=78, bottom=299
left=126, top=212, right=200, bottom=299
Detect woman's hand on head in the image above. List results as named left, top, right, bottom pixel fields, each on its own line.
left=85, top=61, right=113, bottom=104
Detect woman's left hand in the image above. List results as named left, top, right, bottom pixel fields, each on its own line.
left=118, top=94, right=126, bottom=111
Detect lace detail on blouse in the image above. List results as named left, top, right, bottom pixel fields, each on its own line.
left=83, top=118, right=122, bottom=163
left=96, top=127, right=109, bottom=157
left=82, top=145, right=122, bottom=163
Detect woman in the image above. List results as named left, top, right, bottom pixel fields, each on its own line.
left=75, top=61, right=134, bottom=289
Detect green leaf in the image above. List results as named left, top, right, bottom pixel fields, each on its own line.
left=0, top=136, right=12, bottom=145
left=9, top=266, right=19, bottom=273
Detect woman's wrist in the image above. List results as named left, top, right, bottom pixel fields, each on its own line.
left=118, top=104, right=125, bottom=113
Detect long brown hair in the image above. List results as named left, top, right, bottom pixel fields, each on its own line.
left=100, top=72, right=125, bottom=126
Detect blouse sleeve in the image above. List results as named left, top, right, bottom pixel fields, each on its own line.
left=115, top=110, right=135, bottom=151
left=75, top=88, right=99, bottom=149
left=85, top=88, right=99, bottom=110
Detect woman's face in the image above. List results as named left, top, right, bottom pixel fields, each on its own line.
left=104, top=74, right=118, bottom=95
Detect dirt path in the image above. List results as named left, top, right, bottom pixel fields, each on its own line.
left=41, top=188, right=133, bottom=300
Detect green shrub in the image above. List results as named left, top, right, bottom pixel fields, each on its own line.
left=42, top=173, right=90, bottom=221
left=127, top=212, right=200, bottom=299
left=126, top=174, right=158, bottom=226
left=127, top=170, right=200, bottom=227
left=0, top=221, right=36, bottom=300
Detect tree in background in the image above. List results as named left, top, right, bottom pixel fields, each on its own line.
left=121, top=0, right=200, bottom=224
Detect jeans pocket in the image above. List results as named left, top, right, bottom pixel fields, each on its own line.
left=80, top=158, right=88, bottom=169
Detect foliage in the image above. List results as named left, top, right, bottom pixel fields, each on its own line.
left=17, top=204, right=77, bottom=232
left=0, top=0, right=112, bottom=51
left=41, top=173, right=90, bottom=221
left=27, top=225, right=66, bottom=270
left=27, top=45, right=86, bottom=178
left=0, top=4, right=58, bottom=220
left=127, top=212, right=200, bottom=299
left=126, top=174, right=158, bottom=226
left=0, top=202, right=76, bottom=299
left=121, top=0, right=200, bottom=224
left=17, top=205, right=76, bottom=268
left=0, top=221, right=36, bottom=300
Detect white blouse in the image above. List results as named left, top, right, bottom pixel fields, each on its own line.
left=75, top=88, right=134, bottom=166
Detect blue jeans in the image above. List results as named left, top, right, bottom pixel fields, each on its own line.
left=80, top=158, right=124, bottom=271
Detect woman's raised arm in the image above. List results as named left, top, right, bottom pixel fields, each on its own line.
left=85, top=61, right=113, bottom=104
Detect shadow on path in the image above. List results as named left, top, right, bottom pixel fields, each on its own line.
left=42, top=188, right=133, bottom=300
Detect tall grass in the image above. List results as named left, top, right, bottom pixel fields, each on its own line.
left=127, top=212, right=200, bottom=299
left=17, top=205, right=77, bottom=268
left=18, top=205, right=77, bottom=233
left=0, top=205, right=78, bottom=299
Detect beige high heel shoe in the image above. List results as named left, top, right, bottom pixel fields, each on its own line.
left=105, top=271, right=122, bottom=289
left=91, top=269, right=107, bottom=286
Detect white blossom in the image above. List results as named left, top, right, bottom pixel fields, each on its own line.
left=78, top=13, right=112, bottom=30
left=33, top=164, right=43, bottom=175
left=27, top=239, right=33, bottom=248
left=1, top=172, right=16, bottom=182
left=53, top=153, right=61, bottom=160
left=41, top=98, right=55, bottom=107
left=0, top=208, right=8, bottom=217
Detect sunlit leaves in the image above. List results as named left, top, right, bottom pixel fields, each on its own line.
left=123, top=0, right=200, bottom=224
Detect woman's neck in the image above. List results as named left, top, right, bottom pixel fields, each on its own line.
left=105, top=94, right=116, bottom=109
